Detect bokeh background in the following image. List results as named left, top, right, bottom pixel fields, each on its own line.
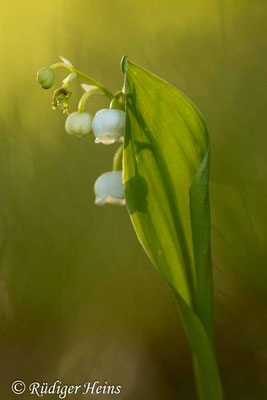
left=0, top=0, right=266, bottom=399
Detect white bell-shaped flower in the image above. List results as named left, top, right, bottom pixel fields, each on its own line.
left=92, top=109, right=125, bottom=144
left=65, top=112, right=92, bottom=137
left=94, top=171, right=125, bottom=205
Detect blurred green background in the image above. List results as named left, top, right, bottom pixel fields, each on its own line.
left=0, top=0, right=266, bottom=399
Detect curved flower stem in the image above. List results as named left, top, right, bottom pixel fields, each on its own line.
left=78, top=87, right=102, bottom=113
left=109, top=90, right=125, bottom=110
left=112, top=144, right=124, bottom=171
left=50, top=62, right=114, bottom=100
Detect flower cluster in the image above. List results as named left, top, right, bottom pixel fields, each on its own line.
left=37, top=57, right=126, bottom=205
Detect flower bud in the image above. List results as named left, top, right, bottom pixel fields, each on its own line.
left=52, top=88, right=71, bottom=114
left=37, top=67, right=55, bottom=89
left=94, top=171, right=125, bottom=205
left=65, top=112, right=92, bottom=137
left=92, top=109, right=125, bottom=145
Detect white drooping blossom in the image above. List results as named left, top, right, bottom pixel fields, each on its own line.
left=92, top=109, right=125, bottom=144
left=65, top=112, right=92, bottom=137
left=94, top=171, right=125, bottom=205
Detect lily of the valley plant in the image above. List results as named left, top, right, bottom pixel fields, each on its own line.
left=37, top=56, right=126, bottom=205
left=37, top=56, right=223, bottom=400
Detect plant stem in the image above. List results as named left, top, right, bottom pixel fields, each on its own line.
left=112, top=144, right=124, bottom=171
left=50, top=62, right=114, bottom=100
left=78, top=87, right=102, bottom=112
left=109, top=90, right=125, bottom=110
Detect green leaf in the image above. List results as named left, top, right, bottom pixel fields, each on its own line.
left=123, top=59, right=223, bottom=399
left=190, top=149, right=213, bottom=340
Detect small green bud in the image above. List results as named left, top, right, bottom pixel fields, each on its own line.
left=37, top=67, right=55, bottom=89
